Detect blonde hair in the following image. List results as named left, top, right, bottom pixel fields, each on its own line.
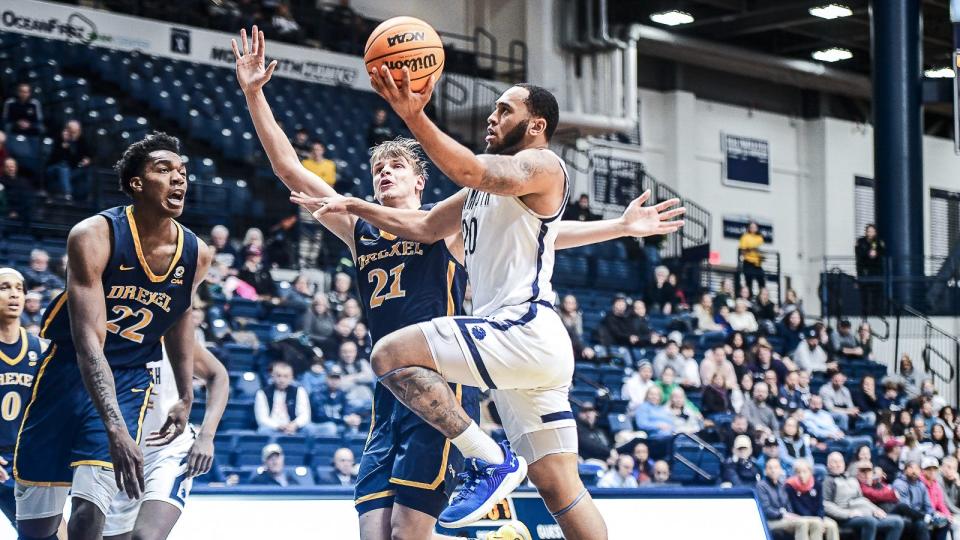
left=369, top=137, right=429, bottom=183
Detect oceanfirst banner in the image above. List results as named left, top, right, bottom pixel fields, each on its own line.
left=0, top=0, right=367, bottom=90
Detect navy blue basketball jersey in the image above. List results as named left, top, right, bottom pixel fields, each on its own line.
left=40, top=206, right=199, bottom=369
left=353, top=206, right=467, bottom=343
left=0, top=328, right=43, bottom=452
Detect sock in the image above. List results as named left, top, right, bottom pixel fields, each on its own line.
left=451, top=422, right=505, bottom=464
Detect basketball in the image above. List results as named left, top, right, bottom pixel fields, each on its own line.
left=364, top=16, right=444, bottom=93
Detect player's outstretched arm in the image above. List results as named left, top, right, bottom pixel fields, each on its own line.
left=186, top=341, right=229, bottom=477
left=233, top=26, right=356, bottom=246
left=66, top=217, right=145, bottom=499
left=555, top=191, right=686, bottom=250
left=290, top=188, right=466, bottom=245
left=370, top=67, right=558, bottom=197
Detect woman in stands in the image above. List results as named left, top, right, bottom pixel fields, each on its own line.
left=778, top=310, right=805, bottom=355
left=701, top=372, right=731, bottom=417
left=930, top=424, right=953, bottom=460
left=778, top=417, right=816, bottom=476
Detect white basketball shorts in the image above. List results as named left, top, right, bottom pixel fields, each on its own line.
left=102, top=427, right=195, bottom=536
left=417, top=301, right=578, bottom=463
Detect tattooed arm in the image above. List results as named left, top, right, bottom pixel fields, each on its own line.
left=66, top=217, right=145, bottom=499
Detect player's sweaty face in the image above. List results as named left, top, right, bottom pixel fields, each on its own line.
left=372, top=157, right=422, bottom=205
left=485, top=87, right=531, bottom=155
left=0, top=278, right=24, bottom=319
left=139, top=150, right=187, bottom=217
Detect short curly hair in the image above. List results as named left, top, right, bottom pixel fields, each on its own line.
left=114, top=131, right=181, bottom=197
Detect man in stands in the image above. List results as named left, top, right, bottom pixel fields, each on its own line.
left=254, top=360, right=312, bottom=435
left=564, top=193, right=600, bottom=222
left=597, top=294, right=637, bottom=351
left=653, top=339, right=684, bottom=379
left=743, top=382, right=779, bottom=438
left=46, top=119, right=92, bottom=202
left=366, top=108, right=394, bottom=148
left=598, top=455, right=638, bottom=488
left=622, top=360, right=655, bottom=414
left=21, top=248, right=64, bottom=296
left=758, top=457, right=824, bottom=539
left=802, top=395, right=846, bottom=442
left=301, top=141, right=336, bottom=186
left=700, top=344, right=737, bottom=390
left=855, top=224, right=886, bottom=315
left=877, top=439, right=904, bottom=483
left=652, top=460, right=672, bottom=486
left=757, top=435, right=792, bottom=477
left=309, top=365, right=347, bottom=437
left=823, top=452, right=905, bottom=540
left=2, top=82, right=44, bottom=135
left=577, top=402, right=612, bottom=464
left=1, top=156, right=35, bottom=227
left=832, top=320, right=864, bottom=360
left=250, top=443, right=300, bottom=487
left=210, top=224, right=242, bottom=269
left=938, top=456, right=960, bottom=536
left=317, top=448, right=358, bottom=486
left=794, top=327, right=834, bottom=374
left=921, top=458, right=955, bottom=537
left=778, top=370, right=807, bottom=415
left=819, top=371, right=859, bottom=432
left=894, top=460, right=950, bottom=540
left=19, top=290, right=42, bottom=327
left=723, top=435, right=761, bottom=487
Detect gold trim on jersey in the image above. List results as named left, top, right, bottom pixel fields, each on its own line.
left=39, top=293, right=68, bottom=339
left=13, top=345, right=59, bottom=484
left=445, top=260, right=456, bottom=316
left=70, top=460, right=113, bottom=469
left=125, top=206, right=184, bottom=283
left=355, top=489, right=395, bottom=505
left=0, top=328, right=28, bottom=366
left=133, top=380, right=154, bottom=444
left=388, top=384, right=462, bottom=490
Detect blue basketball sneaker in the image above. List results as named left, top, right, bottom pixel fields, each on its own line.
left=438, top=440, right=528, bottom=529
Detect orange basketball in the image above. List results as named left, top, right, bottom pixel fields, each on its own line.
left=364, top=16, right=444, bottom=93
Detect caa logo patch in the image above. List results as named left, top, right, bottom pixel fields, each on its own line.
left=174, top=266, right=185, bottom=279
left=471, top=326, right=486, bottom=340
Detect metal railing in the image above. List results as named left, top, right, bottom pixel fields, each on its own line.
left=820, top=256, right=960, bottom=316
left=670, top=432, right=725, bottom=484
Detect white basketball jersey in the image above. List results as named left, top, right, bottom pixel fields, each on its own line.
left=461, top=150, right=569, bottom=317
left=141, top=348, right=190, bottom=455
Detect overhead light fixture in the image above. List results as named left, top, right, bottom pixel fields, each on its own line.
left=924, top=66, right=956, bottom=78
left=809, top=4, right=853, bottom=19
left=650, top=10, right=694, bottom=26
left=812, top=47, right=853, bottom=62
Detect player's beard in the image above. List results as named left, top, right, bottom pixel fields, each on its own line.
left=485, top=119, right=529, bottom=155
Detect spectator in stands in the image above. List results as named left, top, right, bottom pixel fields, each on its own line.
left=282, top=274, right=314, bottom=315
left=299, top=352, right=327, bottom=395
left=856, top=224, right=886, bottom=315
left=857, top=323, right=876, bottom=361
left=598, top=455, right=638, bottom=488
left=565, top=193, right=600, bottom=222
left=250, top=443, right=300, bottom=487
left=648, top=460, right=671, bottom=486
left=317, top=448, right=358, bottom=486
left=894, top=460, right=951, bottom=540
left=242, top=227, right=265, bottom=262
left=2, top=83, right=44, bottom=135
left=721, top=414, right=755, bottom=453
left=727, top=298, right=759, bottom=333
left=702, top=372, right=732, bottom=416
left=786, top=459, right=841, bottom=540
left=210, top=224, right=242, bottom=270
left=743, top=382, right=780, bottom=438
left=633, top=442, right=654, bottom=484
left=646, top=265, right=676, bottom=314
left=779, top=310, right=806, bottom=356
left=739, top=221, right=766, bottom=294
left=238, top=245, right=278, bottom=299
left=269, top=2, right=304, bottom=43
left=366, top=108, right=395, bottom=148
left=940, top=407, right=956, bottom=437
left=676, top=343, right=701, bottom=388
left=751, top=339, right=788, bottom=386
left=339, top=298, right=363, bottom=328
left=832, top=320, right=864, bottom=360
left=700, top=344, right=737, bottom=390
left=630, top=299, right=663, bottom=347
left=559, top=294, right=595, bottom=361
left=853, top=375, right=880, bottom=426
left=19, top=291, right=42, bottom=327
left=794, top=327, right=835, bottom=374
left=930, top=424, right=953, bottom=461
left=254, top=360, right=311, bottom=435
left=301, top=292, right=335, bottom=345
left=577, top=402, right=613, bottom=463
left=753, top=287, right=778, bottom=325
left=758, top=435, right=793, bottom=477
left=309, top=366, right=346, bottom=436
left=938, top=456, right=960, bottom=519
left=899, top=354, right=921, bottom=398
left=878, top=440, right=904, bottom=482
left=327, top=272, right=355, bottom=315
left=779, top=370, right=808, bottom=415
left=731, top=347, right=750, bottom=386
left=301, top=141, right=336, bottom=186
left=351, top=322, right=371, bottom=361
left=820, top=371, right=859, bottom=432
left=292, top=127, right=311, bottom=159
left=693, top=293, right=724, bottom=335
left=922, top=458, right=956, bottom=532
left=715, top=277, right=737, bottom=313
left=337, top=340, right=373, bottom=388
left=0, top=131, right=8, bottom=164
left=598, top=295, right=636, bottom=349
left=45, top=119, right=91, bottom=202
left=666, top=387, right=702, bottom=434
left=779, top=416, right=815, bottom=473
left=633, top=386, right=674, bottom=437
left=783, top=288, right=804, bottom=318
left=723, top=435, right=762, bottom=487
left=823, top=452, right=905, bottom=540
left=622, top=360, right=655, bottom=414
left=879, top=378, right=908, bottom=413
left=758, top=457, right=814, bottom=538
left=857, top=461, right=905, bottom=516
left=21, top=248, right=63, bottom=295
left=1, top=157, right=35, bottom=227
left=914, top=380, right=948, bottom=414
left=803, top=395, right=846, bottom=442
left=653, top=340, right=684, bottom=379
left=736, top=372, right=753, bottom=413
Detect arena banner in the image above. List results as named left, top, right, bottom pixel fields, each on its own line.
left=0, top=0, right=368, bottom=90
left=722, top=215, right=774, bottom=242
left=722, top=133, right=770, bottom=190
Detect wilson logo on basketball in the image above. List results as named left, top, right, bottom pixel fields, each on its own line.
left=383, top=54, right=438, bottom=73
left=386, top=31, right=426, bottom=47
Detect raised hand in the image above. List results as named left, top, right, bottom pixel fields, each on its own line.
left=619, top=190, right=686, bottom=238
left=290, top=191, right=352, bottom=219
left=232, top=25, right=279, bottom=95
left=369, top=65, right=436, bottom=122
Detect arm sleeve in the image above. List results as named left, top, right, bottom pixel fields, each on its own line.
left=254, top=390, right=279, bottom=430
left=294, top=387, right=311, bottom=428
